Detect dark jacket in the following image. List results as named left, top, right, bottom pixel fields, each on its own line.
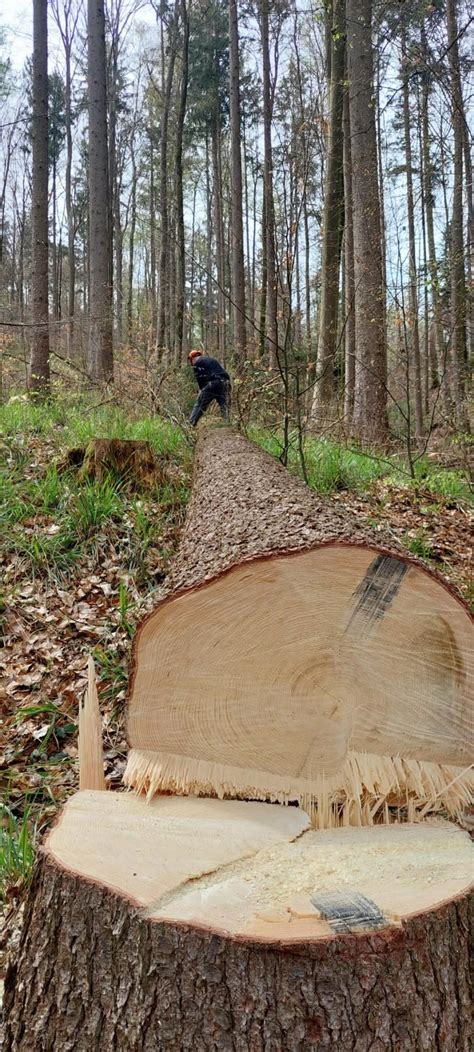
left=192, top=355, right=230, bottom=390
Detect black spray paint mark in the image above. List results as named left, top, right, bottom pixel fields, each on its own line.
left=310, top=891, right=387, bottom=934
left=346, top=554, right=408, bottom=632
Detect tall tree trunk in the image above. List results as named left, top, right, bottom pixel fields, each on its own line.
left=109, top=35, right=123, bottom=342
left=259, top=172, right=268, bottom=359
left=229, top=0, right=246, bottom=362
left=64, top=34, right=75, bottom=353
left=29, top=0, right=50, bottom=395
left=343, top=81, right=355, bottom=425
left=52, top=157, right=59, bottom=322
left=149, top=137, right=157, bottom=347
left=346, top=0, right=387, bottom=444
left=211, top=111, right=226, bottom=362
left=243, top=122, right=252, bottom=340
left=205, top=131, right=214, bottom=350
left=188, top=179, right=197, bottom=351
left=420, top=25, right=447, bottom=401
left=312, top=0, right=345, bottom=420
left=127, top=156, right=137, bottom=342
left=446, top=0, right=469, bottom=430
left=401, top=24, right=423, bottom=439
left=375, top=42, right=386, bottom=346
left=261, top=0, right=278, bottom=368
left=251, top=156, right=258, bottom=334
left=115, top=183, right=123, bottom=341
left=157, top=1, right=179, bottom=357
left=416, top=83, right=431, bottom=412
left=175, top=0, right=189, bottom=366
left=87, top=0, right=113, bottom=381
left=462, top=122, right=473, bottom=367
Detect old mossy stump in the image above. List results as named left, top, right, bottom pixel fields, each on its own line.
left=61, top=438, right=164, bottom=488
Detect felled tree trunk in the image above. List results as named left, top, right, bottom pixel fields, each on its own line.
left=5, top=426, right=473, bottom=1051
left=126, top=426, right=472, bottom=823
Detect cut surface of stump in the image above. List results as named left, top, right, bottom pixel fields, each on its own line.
left=45, top=792, right=473, bottom=945
left=46, top=790, right=310, bottom=906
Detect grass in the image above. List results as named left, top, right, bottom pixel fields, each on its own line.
left=1, top=396, right=192, bottom=583
left=0, top=397, right=470, bottom=587
left=249, top=426, right=471, bottom=500
left=405, top=531, right=434, bottom=560
left=0, top=399, right=470, bottom=584
left=0, top=395, right=189, bottom=458
left=0, top=803, right=37, bottom=900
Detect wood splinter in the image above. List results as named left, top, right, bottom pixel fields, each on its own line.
left=78, top=656, right=106, bottom=791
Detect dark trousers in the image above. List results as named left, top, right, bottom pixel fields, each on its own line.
left=190, top=379, right=231, bottom=426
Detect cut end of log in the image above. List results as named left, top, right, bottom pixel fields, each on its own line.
left=126, top=544, right=473, bottom=826
left=78, top=656, right=106, bottom=791
left=123, top=747, right=474, bottom=828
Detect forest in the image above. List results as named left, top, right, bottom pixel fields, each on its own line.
left=0, top=0, right=471, bottom=451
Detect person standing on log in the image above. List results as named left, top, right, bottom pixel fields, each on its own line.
left=188, top=349, right=231, bottom=426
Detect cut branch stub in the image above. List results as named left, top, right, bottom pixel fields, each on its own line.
left=125, top=429, right=473, bottom=824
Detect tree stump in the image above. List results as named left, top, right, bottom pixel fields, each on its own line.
left=4, top=794, right=473, bottom=1050
left=60, top=439, right=164, bottom=488
left=4, top=427, right=473, bottom=1051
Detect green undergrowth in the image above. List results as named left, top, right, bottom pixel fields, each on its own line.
left=1, top=396, right=192, bottom=584
left=0, top=400, right=470, bottom=585
left=1, top=394, right=187, bottom=455
left=0, top=801, right=37, bottom=901
left=250, top=428, right=472, bottom=501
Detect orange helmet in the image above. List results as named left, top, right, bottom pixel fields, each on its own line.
left=188, top=349, right=202, bottom=364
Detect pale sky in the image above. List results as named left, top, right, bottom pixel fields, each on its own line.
left=3, top=1, right=36, bottom=71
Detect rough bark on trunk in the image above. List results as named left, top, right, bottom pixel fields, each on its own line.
left=446, top=0, right=469, bottom=431
left=419, top=28, right=444, bottom=394
left=312, top=0, right=345, bottom=420
left=346, top=0, right=387, bottom=444
left=87, top=0, right=113, bottom=381
left=228, top=0, right=246, bottom=362
left=261, top=0, right=278, bottom=368
left=64, top=33, right=75, bottom=353
left=4, top=821, right=473, bottom=1051
left=157, top=0, right=179, bottom=358
left=29, top=0, right=50, bottom=395
left=401, top=25, right=423, bottom=439
left=211, top=110, right=226, bottom=362
left=174, top=0, right=189, bottom=366
left=149, top=137, right=157, bottom=347
left=127, top=151, right=137, bottom=341
left=343, top=81, right=355, bottom=424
